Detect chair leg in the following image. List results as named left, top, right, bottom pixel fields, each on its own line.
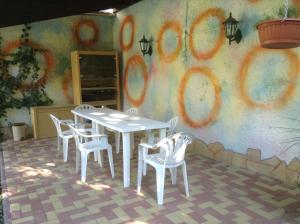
left=75, top=148, right=80, bottom=174
left=62, top=138, right=69, bottom=162
left=57, top=136, right=61, bottom=151
left=81, top=151, right=88, bottom=182
left=170, top=168, right=177, bottom=185
left=182, top=161, right=189, bottom=197
left=115, top=132, right=120, bottom=154
left=137, top=145, right=143, bottom=194
left=98, top=151, right=103, bottom=167
left=143, top=148, right=148, bottom=176
left=156, top=166, right=166, bottom=205
left=107, top=145, right=115, bottom=178
left=93, top=151, right=98, bottom=162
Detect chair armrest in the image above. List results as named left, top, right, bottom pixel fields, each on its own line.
left=140, top=135, right=171, bottom=149
left=77, top=131, right=107, bottom=139
left=61, top=119, right=74, bottom=126
left=139, top=141, right=167, bottom=153
left=71, top=122, right=93, bottom=129
left=139, top=139, right=170, bottom=161
left=139, top=142, right=158, bottom=149
left=61, top=120, right=92, bottom=131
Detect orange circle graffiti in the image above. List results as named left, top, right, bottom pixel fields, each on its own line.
left=189, top=8, right=225, bottom=60
left=157, top=21, right=182, bottom=63
left=73, top=19, right=99, bottom=46
left=239, top=46, right=299, bottom=109
left=124, top=55, right=148, bottom=107
left=3, top=40, right=55, bottom=90
left=120, top=15, right=135, bottom=51
left=62, top=70, right=73, bottom=103
left=293, top=0, right=300, bottom=15
left=179, top=67, right=221, bottom=128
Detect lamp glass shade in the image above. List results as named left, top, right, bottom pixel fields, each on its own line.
left=223, top=13, right=239, bottom=38
left=139, top=35, right=149, bottom=55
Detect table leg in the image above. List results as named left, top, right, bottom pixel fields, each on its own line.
left=95, top=123, right=103, bottom=167
left=92, top=122, right=98, bottom=162
left=130, top=133, right=134, bottom=159
left=122, top=132, right=130, bottom=188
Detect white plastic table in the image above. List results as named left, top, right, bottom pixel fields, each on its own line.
left=71, top=107, right=170, bottom=187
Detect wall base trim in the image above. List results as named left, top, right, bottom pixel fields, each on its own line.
left=189, top=138, right=300, bottom=187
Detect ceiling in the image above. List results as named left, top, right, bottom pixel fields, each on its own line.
left=0, top=0, right=141, bottom=28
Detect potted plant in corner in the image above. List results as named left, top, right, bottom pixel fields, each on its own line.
left=256, top=0, right=300, bottom=49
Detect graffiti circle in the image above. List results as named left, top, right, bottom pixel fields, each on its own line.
left=293, top=0, right=300, bottom=8
left=239, top=46, right=299, bottom=109
left=120, top=15, right=135, bottom=51
left=124, top=55, right=148, bottom=107
left=3, top=40, right=55, bottom=90
left=73, top=19, right=99, bottom=46
left=189, top=8, right=225, bottom=60
left=157, top=21, right=182, bottom=63
left=179, top=67, right=221, bottom=128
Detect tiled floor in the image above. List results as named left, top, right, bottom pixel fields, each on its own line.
left=1, top=137, right=300, bottom=224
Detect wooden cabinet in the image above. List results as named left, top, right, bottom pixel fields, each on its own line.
left=71, top=51, right=120, bottom=109
left=30, top=105, right=75, bottom=139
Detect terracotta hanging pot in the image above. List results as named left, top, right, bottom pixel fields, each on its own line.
left=256, top=18, right=300, bottom=49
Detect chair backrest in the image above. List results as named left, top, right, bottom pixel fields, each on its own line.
left=74, top=104, right=96, bottom=123
left=167, top=116, right=178, bottom=136
left=50, top=114, right=63, bottom=136
left=74, top=104, right=95, bottom=111
left=125, top=107, right=138, bottom=116
left=159, top=132, right=192, bottom=165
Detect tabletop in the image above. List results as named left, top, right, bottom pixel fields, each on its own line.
left=71, top=108, right=170, bottom=133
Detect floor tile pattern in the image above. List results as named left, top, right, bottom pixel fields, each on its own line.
left=1, top=138, right=300, bottom=224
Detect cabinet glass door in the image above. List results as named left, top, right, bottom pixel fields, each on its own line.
left=79, top=54, right=116, bottom=79
left=78, top=53, right=118, bottom=107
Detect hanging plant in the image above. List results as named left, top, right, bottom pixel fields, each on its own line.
left=256, top=0, right=300, bottom=49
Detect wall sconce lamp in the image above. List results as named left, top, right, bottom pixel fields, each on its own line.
left=139, top=35, right=152, bottom=56
left=222, top=12, right=242, bottom=45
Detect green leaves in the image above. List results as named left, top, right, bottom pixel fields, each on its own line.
left=0, top=24, right=53, bottom=141
left=278, top=5, right=300, bottom=18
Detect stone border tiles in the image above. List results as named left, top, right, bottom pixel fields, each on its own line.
left=190, top=138, right=300, bottom=187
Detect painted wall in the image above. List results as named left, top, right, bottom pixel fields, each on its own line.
left=114, top=0, right=300, bottom=164
left=0, top=14, right=114, bottom=128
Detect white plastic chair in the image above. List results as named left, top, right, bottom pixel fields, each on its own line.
left=108, top=107, right=138, bottom=154
left=74, top=104, right=98, bottom=160
left=141, top=116, right=178, bottom=175
left=74, top=104, right=96, bottom=125
left=50, top=114, right=74, bottom=162
left=137, top=132, right=192, bottom=205
left=68, top=124, right=115, bottom=182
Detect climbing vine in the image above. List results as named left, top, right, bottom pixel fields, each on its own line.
left=0, top=35, right=15, bottom=141
left=0, top=24, right=53, bottom=142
